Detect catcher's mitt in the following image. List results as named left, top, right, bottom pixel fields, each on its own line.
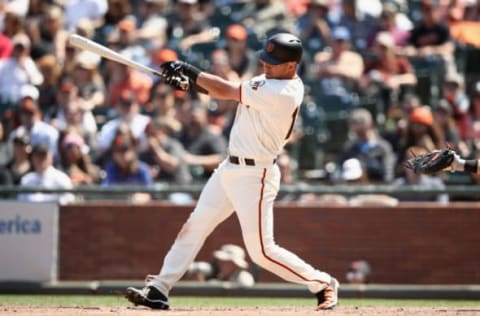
left=404, top=149, right=456, bottom=174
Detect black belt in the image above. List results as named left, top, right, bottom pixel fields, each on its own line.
left=229, top=155, right=276, bottom=166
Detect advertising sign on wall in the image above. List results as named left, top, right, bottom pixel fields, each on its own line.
left=0, top=201, right=58, bottom=282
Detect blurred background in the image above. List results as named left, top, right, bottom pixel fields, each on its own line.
left=0, top=0, right=480, bottom=298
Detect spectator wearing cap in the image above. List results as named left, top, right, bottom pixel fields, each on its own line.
left=313, top=26, right=364, bottom=96
left=18, top=140, right=75, bottom=205
left=442, top=72, right=470, bottom=140
left=64, top=0, right=108, bottom=30
left=337, top=0, right=379, bottom=52
left=9, top=85, right=59, bottom=156
left=97, top=91, right=151, bottom=154
left=5, top=129, right=32, bottom=185
left=296, top=0, right=333, bottom=52
left=393, top=146, right=449, bottom=203
left=106, top=53, right=153, bottom=108
left=0, top=33, right=43, bottom=104
left=224, top=24, right=257, bottom=81
left=148, top=48, right=178, bottom=84
left=59, top=130, right=100, bottom=185
left=361, top=31, right=416, bottom=112
left=397, top=106, right=444, bottom=170
left=147, top=243, right=255, bottom=287
left=116, top=18, right=149, bottom=66
left=73, top=51, right=106, bottom=112
left=328, top=158, right=398, bottom=206
left=339, top=108, right=395, bottom=183
left=140, top=116, right=192, bottom=185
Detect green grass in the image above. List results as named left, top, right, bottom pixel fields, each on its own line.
left=1, top=295, right=480, bottom=308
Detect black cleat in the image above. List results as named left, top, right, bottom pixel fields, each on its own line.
left=125, top=286, right=170, bottom=310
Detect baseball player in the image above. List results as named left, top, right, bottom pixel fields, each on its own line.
left=125, top=33, right=339, bottom=310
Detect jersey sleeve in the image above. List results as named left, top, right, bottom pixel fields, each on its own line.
left=240, top=79, right=278, bottom=110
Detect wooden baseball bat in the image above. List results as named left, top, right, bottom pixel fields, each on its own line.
left=68, top=33, right=165, bottom=77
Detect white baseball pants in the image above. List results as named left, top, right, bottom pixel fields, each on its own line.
left=149, top=159, right=332, bottom=295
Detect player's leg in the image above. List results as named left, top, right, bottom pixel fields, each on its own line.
left=223, top=165, right=338, bottom=309
left=126, top=162, right=234, bottom=308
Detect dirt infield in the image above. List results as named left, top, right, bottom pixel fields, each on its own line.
left=2, top=306, right=480, bottom=316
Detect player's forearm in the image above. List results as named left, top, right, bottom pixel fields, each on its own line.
left=196, top=72, right=240, bottom=101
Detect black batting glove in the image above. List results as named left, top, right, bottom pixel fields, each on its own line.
left=160, top=61, right=201, bottom=83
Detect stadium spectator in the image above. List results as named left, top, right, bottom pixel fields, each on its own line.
left=73, top=51, right=106, bottom=111
left=313, top=26, right=364, bottom=96
left=9, top=85, right=59, bottom=156
left=336, top=0, right=379, bottom=52
left=102, top=128, right=152, bottom=202
left=179, top=105, right=227, bottom=179
left=235, top=0, right=289, bottom=38
left=42, top=5, right=69, bottom=64
left=0, top=31, right=13, bottom=60
left=5, top=129, right=31, bottom=185
left=209, top=49, right=240, bottom=82
left=136, top=0, right=168, bottom=46
left=339, top=157, right=398, bottom=206
left=393, top=146, right=449, bottom=203
left=404, top=2, right=456, bottom=75
left=116, top=18, right=149, bottom=65
left=18, top=140, right=75, bottom=205
left=434, top=99, right=462, bottom=150
left=339, top=108, right=395, bottom=183
left=362, top=31, right=417, bottom=112
left=58, top=129, right=100, bottom=185
left=367, top=3, right=411, bottom=48
left=296, top=0, right=332, bottom=52
left=146, top=244, right=255, bottom=287
left=37, top=54, right=62, bottom=112
left=167, top=0, right=218, bottom=53
left=97, top=91, right=151, bottom=154
left=106, top=57, right=153, bottom=108
left=397, top=106, right=444, bottom=169
left=446, top=0, right=480, bottom=48
left=3, top=11, right=24, bottom=38
left=0, top=33, right=43, bottom=105
left=469, top=81, right=480, bottom=156
left=24, top=18, right=49, bottom=60
left=64, top=0, right=108, bottom=30
left=345, top=260, right=371, bottom=284
left=0, top=120, right=12, bottom=166
left=140, top=116, right=192, bottom=185
left=224, top=24, right=257, bottom=81
left=147, top=48, right=178, bottom=84
left=145, top=81, right=177, bottom=118
left=441, top=72, right=470, bottom=140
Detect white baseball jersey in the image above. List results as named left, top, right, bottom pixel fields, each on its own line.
left=149, top=73, right=333, bottom=298
left=229, top=74, right=304, bottom=161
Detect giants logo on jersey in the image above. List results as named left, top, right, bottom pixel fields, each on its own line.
left=249, top=80, right=266, bottom=91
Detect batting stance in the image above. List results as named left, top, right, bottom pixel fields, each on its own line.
left=125, top=33, right=339, bottom=310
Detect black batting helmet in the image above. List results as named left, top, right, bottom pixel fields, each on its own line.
left=259, top=33, right=303, bottom=65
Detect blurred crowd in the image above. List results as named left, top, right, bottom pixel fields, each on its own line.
left=1, top=0, right=480, bottom=203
